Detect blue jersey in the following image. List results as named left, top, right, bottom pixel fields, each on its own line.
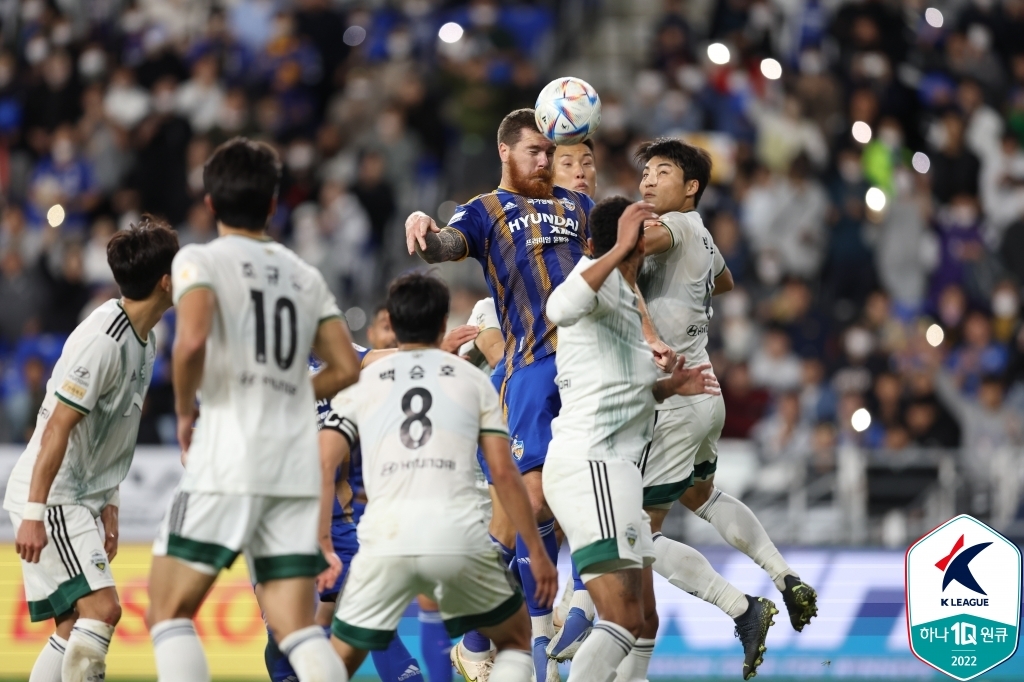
left=311, top=345, right=370, bottom=524
left=446, top=186, right=593, bottom=377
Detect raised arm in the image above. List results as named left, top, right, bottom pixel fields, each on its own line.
left=405, top=211, right=469, bottom=263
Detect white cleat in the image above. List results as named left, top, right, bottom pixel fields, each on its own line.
left=543, top=657, right=561, bottom=682
left=450, top=640, right=494, bottom=682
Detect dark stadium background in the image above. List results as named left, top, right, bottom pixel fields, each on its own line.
left=1, top=0, right=1023, bottom=680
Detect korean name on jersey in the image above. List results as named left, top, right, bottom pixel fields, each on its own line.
left=170, top=235, right=341, bottom=498
left=638, top=210, right=725, bottom=409
left=4, top=299, right=156, bottom=516
left=329, top=349, right=507, bottom=556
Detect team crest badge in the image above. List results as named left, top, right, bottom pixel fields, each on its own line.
left=906, top=514, right=1021, bottom=680
left=558, top=198, right=576, bottom=211
left=624, top=525, right=638, bottom=548
left=90, top=550, right=109, bottom=574
left=510, top=436, right=525, bottom=461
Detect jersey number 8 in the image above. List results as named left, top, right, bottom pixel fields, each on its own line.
left=250, top=289, right=298, bottom=370
left=400, top=387, right=433, bottom=449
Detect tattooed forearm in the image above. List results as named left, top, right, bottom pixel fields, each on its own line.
left=416, top=227, right=468, bottom=263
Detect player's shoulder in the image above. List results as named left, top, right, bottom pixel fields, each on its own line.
left=77, top=299, right=134, bottom=347
left=660, top=210, right=707, bottom=242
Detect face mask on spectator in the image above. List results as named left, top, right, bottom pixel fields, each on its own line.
left=52, top=138, right=74, bottom=165
left=992, top=290, right=1019, bottom=318
left=79, top=48, right=106, bottom=79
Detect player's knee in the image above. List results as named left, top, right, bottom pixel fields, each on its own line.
left=85, top=599, right=122, bottom=626
left=682, top=481, right=714, bottom=511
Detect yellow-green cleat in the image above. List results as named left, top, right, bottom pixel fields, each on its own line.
left=733, top=595, right=778, bottom=680
left=781, top=574, right=818, bottom=632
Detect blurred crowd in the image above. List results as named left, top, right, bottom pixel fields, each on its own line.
left=0, top=0, right=1022, bottom=525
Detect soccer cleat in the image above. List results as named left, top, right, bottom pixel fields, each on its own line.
left=733, top=595, right=778, bottom=680
left=532, top=636, right=561, bottom=682
left=781, top=574, right=818, bottom=632
left=546, top=607, right=593, bottom=661
left=450, top=641, right=493, bottom=682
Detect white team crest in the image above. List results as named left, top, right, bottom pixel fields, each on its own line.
left=511, top=436, right=525, bottom=460
left=558, top=198, right=576, bottom=211
left=90, top=550, right=109, bottom=574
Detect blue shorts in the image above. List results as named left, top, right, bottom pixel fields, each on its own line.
left=501, top=354, right=559, bottom=475
left=320, top=521, right=359, bottom=601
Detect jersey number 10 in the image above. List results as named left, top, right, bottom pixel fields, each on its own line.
left=250, top=289, right=298, bottom=370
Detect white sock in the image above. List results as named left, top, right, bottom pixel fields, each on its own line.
left=652, top=533, right=748, bottom=619
left=152, top=618, right=210, bottom=682
left=614, top=637, right=655, bottom=682
left=531, top=614, right=554, bottom=640
left=566, top=621, right=635, bottom=682
left=63, top=618, right=114, bottom=682
left=696, top=489, right=794, bottom=591
left=30, top=634, right=66, bottom=682
left=489, top=649, right=533, bottom=682
left=555, top=576, right=575, bottom=625
left=279, top=625, right=348, bottom=682
left=569, top=588, right=596, bottom=620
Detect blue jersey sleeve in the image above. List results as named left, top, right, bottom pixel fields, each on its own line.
left=445, top=201, right=487, bottom=260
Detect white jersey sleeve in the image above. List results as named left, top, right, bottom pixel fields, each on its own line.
left=325, top=384, right=360, bottom=446
left=53, top=334, right=121, bottom=415
left=172, top=244, right=214, bottom=304
left=546, top=258, right=617, bottom=327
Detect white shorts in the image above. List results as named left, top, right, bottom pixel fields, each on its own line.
left=543, top=457, right=655, bottom=582
left=152, top=490, right=325, bottom=584
left=10, top=505, right=115, bottom=622
left=332, top=549, right=522, bottom=649
left=640, top=395, right=725, bottom=508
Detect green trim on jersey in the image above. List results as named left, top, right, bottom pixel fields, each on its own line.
left=115, top=300, right=148, bottom=346
left=480, top=429, right=510, bottom=438
left=331, top=619, right=396, bottom=650
left=174, top=283, right=215, bottom=303
left=167, top=534, right=238, bottom=571
left=443, top=590, right=524, bottom=638
left=693, top=459, right=718, bottom=481
left=642, top=474, right=694, bottom=507
left=715, top=263, right=727, bottom=277
left=55, top=393, right=90, bottom=415
left=28, top=573, right=92, bottom=622
left=252, top=552, right=329, bottom=584
left=318, top=313, right=343, bottom=325
left=572, top=537, right=621, bottom=572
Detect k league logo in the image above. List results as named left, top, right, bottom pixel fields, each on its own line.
left=905, top=514, right=1022, bottom=681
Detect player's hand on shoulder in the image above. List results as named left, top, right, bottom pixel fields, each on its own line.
left=441, top=325, right=479, bottom=354
left=405, top=211, right=441, bottom=254
left=316, top=551, right=343, bottom=593
left=613, top=202, right=657, bottom=256
left=649, top=339, right=676, bottom=373
left=15, top=520, right=47, bottom=563
left=669, top=357, right=720, bottom=397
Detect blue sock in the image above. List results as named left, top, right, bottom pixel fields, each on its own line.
left=572, top=558, right=585, bottom=592
left=264, top=628, right=298, bottom=682
left=371, top=635, right=424, bottom=682
left=516, top=519, right=558, bottom=617
left=419, top=607, right=452, bottom=682
left=461, top=629, right=491, bottom=653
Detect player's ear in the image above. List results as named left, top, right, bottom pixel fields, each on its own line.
left=498, top=142, right=510, bottom=163
left=587, top=237, right=595, bottom=254
left=159, top=273, right=172, bottom=295
left=685, top=178, right=699, bottom=197
left=203, top=194, right=215, bottom=217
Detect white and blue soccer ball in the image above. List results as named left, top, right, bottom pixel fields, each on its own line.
left=534, top=76, right=601, bottom=146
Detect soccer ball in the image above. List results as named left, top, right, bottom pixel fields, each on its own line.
left=534, top=77, right=602, bottom=146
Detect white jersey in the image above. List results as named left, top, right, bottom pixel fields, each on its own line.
left=639, top=210, right=725, bottom=409
left=4, top=299, right=156, bottom=517
left=330, top=349, right=506, bottom=556
left=545, top=258, right=659, bottom=464
left=171, top=234, right=341, bottom=497
left=458, top=297, right=500, bottom=358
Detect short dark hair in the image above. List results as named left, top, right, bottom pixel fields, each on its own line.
left=386, top=272, right=450, bottom=344
left=203, top=137, right=282, bottom=230
left=589, top=196, right=634, bottom=257
left=497, top=108, right=541, bottom=147
left=107, top=215, right=179, bottom=300
left=633, top=138, right=712, bottom=207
